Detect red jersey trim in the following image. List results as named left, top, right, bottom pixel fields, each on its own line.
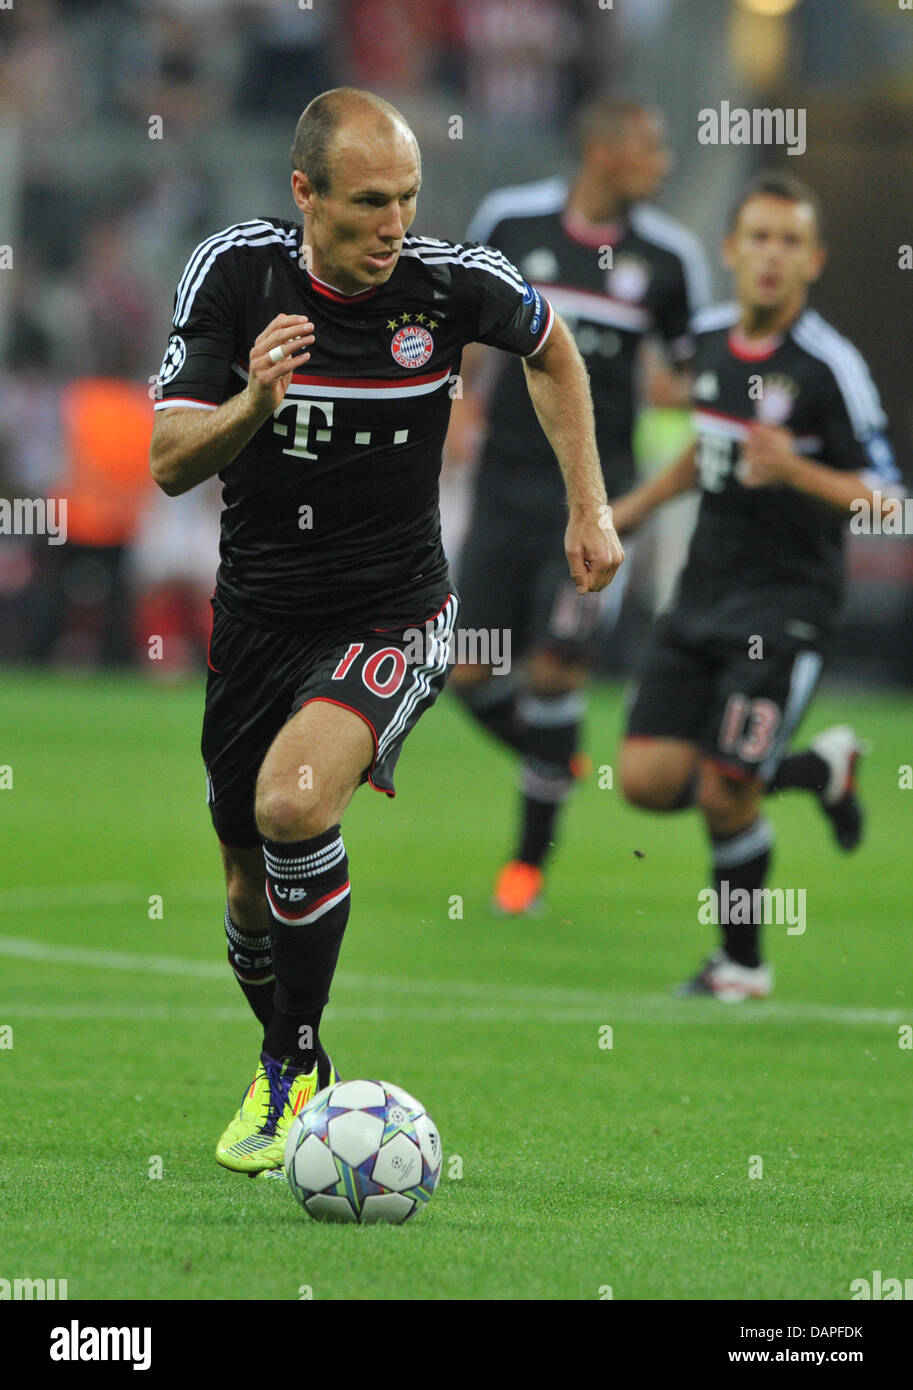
left=560, top=208, right=624, bottom=249
left=727, top=328, right=784, bottom=362
left=305, top=270, right=380, bottom=304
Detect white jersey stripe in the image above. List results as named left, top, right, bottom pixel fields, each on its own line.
left=399, top=242, right=526, bottom=295
left=175, top=219, right=276, bottom=311
left=466, top=176, right=568, bottom=244
left=175, top=222, right=297, bottom=328
left=629, top=203, right=713, bottom=313
left=691, top=301, right=740, bottom=335
left=791, top=309, right=887, bottom=439
left=526, top=300, right=554, bottom=357
left=229, top=361, right=452, bottom=401
left=153, top=398, right=218, bottom=412
left=759, top=650, right=823, bottom=784
left=377, top=597, right=457, bottom=761
left=544, top=284, right=651, bottom=332
left=695, top=409, right=822, bottom=454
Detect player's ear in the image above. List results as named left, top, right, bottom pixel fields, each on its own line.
left=721, top=233, right=737, bottom=273
left=806, top=242, right=828, bottom=284
left=292, top=170, right=317, bottom=216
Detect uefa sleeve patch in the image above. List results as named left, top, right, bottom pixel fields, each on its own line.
left=522, top=281, right=543, bottom=335
left=159, top=334, right=187, bottom=384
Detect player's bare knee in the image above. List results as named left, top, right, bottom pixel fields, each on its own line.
left=619, top=743, right=674, bottom=809
left=527, top=649, right=587, bottom=696
left=254, top=782, right=331, bottom=843
left=696, top=765, right=760, bottom=830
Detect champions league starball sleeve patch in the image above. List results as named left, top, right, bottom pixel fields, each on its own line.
left=158, top=334, right=187, bottom=385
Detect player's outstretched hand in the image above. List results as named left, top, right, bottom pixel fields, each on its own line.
left=246, top=314, right=316, bottom=414
left=565, top=506, right=625, bottom=594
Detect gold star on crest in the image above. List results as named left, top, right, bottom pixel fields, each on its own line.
left=427, top=318, right=438, bottom=331
left=400, top=312, right=412, bottom=324
left=414, top=312, right=427, bottom=324
left=386, top=319, right=399, bottom=331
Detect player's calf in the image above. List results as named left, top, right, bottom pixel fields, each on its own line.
left=220, top=842, right=274, bottom=1029
left=450, top=661, right=529, bottom=756
left=695, top=761, right=772, bottom=975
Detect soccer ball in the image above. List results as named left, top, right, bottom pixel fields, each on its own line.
left=284, top=1078, right=442, bottom=1224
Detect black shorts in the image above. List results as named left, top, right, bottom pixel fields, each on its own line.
left=457, top=502, right=628, bottom=665
left=201, top=592, right=458, bottom=846
left=626, top=614, right=824, bottom=782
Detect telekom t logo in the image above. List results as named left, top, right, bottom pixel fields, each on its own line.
left=273, top=399, right=334, bottom=459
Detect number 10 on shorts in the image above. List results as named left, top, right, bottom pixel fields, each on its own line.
left=332, top=643, right=408, bottom=698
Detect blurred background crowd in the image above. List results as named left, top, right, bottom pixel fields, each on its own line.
left=1, top=0, right=912, bottom=679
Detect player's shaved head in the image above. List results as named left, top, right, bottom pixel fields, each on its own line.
left=291, top=88, right=418, bottom=197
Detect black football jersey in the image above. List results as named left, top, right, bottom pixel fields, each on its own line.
left=672, top=302, right=899, bottom=643
left=154, top=218, right=554, bottom=631
left=467, top=176, right=711, bottom=515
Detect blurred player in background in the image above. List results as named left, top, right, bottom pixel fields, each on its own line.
left=149, top=88, right=623, bottom=1174
left=449, top=99, right=711, bottom=916
left=613, top=172, right=900, bottom=1001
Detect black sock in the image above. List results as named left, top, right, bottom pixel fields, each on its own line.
left=224, top=905, right=275, bottom=1030
left=454, top=678, right=528, bottom=756
left=768, top=750, right=828, bottom=794
left=261, top=826, right=350, bottom=1075
left=710, top=817, right=774, bottom=969
left=516, top=692, right=583, bottom=867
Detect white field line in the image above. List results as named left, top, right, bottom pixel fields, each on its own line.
left=0, top=883, right=217, bottom=909
left=0, top=935, right=907, bottom=1028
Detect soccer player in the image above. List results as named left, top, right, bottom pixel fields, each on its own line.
left=449, top=99, right=711, bottom=916
left=612, top=171, right=899, bottom=1001
left=149, top=88, right=623, bottom=1173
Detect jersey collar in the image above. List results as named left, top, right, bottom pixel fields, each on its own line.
left=560, top=206, right=625, bottom=249
left=303, top=266, right=380, bottom=304
left=727, top=325, right=785, bottom=362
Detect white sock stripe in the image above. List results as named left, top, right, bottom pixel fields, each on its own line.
left=264, top=838, right=345, bottom=878
left=519, top=763, right=575, bottom=803
left=519, top=692, right=587, bottom=728
left=223, top=907, right=271, bottom=950
left=462, top=676, right=519, bottom=711
left=267, top=881, right=351, bottom=925
left=713, top=817, right=774, bottom=869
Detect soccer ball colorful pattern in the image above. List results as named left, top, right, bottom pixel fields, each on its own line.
left=284, top=1079, right=442, bottom=1224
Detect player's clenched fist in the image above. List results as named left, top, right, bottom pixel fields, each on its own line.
left=246, top=313, right=316, bottom=412
left=737, top=423, right=797, bottom=489
left=565, top=505, right=625, bottom=595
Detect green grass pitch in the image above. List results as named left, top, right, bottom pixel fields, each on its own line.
left=0, top=668, right=910, bottom=1301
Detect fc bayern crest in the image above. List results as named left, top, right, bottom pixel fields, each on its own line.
left=755, top=374, right=798, bottom=426
left=608, top=255, right=650, bottom=303
left=391, top=325, right=433, bottom=369
left=159, top=334, right=186, bottom=385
